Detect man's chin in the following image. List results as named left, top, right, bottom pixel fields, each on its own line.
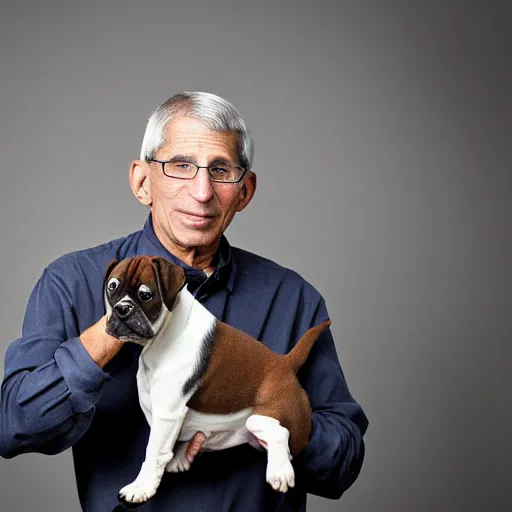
left=174, top=227, right=220, bottom=249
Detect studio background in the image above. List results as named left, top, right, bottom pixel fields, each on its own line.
left=0, top=1, right=510, bottom=511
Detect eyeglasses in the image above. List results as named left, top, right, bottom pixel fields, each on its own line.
left=147, top=159, right=248, bottom=183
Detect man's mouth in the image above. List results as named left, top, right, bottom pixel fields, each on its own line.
left=180, top=210, right=216, bottom=219
left=178, top=210, right=217, bottom=227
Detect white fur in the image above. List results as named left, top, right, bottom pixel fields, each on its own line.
left=104, top=288, right=112, bottom=319
left=166, top=408, right=258, bottom=474
left=118, top=287, right=294, bottom=504
left=246, top=415, right=295, bottom=492
left=119, top=288, right=216, bottom=503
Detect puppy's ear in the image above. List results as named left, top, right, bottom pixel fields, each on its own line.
left=103, top=258, right=119, bottom=291
left=151, top=257, right=186, bottom=311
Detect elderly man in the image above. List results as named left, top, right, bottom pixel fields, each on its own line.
left=0, top=92, right=368, bottom=511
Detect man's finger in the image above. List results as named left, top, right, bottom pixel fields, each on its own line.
left=185, top=431, right=206, bottom=462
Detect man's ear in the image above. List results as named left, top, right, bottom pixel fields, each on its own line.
left=151, top=257, right=186, bottom=311
left=236, top=171, right=256, bottom=212
left=130, top=160, right=152, bottom=206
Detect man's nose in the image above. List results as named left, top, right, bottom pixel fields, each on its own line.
left=189, top=167, right=215, bottom=203
left=114, top=302, right=134, bottom=319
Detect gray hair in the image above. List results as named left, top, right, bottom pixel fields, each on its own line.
left=140, top=92, right=254, bottom=170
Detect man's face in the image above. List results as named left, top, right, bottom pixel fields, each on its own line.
left=136, top=117, right=255, bottom=251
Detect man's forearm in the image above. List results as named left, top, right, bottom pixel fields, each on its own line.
left=0, top=267, right=121, bottom=458
left=293, top=310, right=368, bottom=499
left=0, top=335, right=111, bottom=458
left=294, top=407, right=367, bottom=499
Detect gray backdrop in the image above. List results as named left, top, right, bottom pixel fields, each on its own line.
left=0, top=1, right=510, bottom=511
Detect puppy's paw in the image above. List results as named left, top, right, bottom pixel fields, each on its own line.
left=266, top=458, right=295, bottom=493
left=118, top=479, right=158, bottom=505
left=166, top=443, right=191, bottom=473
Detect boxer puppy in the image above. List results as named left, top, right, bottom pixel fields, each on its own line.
left=103, top=256, right=331, bottom=505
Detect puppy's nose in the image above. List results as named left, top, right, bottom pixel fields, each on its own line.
left=114, top=303, right=133, bottom=319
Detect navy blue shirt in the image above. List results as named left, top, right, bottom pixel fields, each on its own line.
left=0, top=214, right=368, bottom=511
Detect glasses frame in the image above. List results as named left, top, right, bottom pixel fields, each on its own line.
left=147, top=159, right=248, bottom=184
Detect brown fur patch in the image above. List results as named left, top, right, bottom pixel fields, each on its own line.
left=187, top=319, right=331, bottom=456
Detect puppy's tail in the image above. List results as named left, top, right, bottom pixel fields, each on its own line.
left=284, top=319, right=332, bottom=373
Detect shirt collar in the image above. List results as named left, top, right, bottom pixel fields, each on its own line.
left=141, top=212, right=236, bottom=294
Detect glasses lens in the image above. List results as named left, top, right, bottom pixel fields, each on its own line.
left=210, top=165, right=245, bottom=182
left=164, top=161, right=197, bottom=178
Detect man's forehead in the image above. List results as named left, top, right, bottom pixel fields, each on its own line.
left=160, top=117, right=238, bottom=156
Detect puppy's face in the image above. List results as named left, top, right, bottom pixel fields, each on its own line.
left=103, top=256, right=186, bottom=345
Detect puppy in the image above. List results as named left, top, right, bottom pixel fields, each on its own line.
left=103, top=256, right=331, bottom=505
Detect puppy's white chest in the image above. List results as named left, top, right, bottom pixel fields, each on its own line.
left=136, top=290, right=217, bottom=422
left=136, top=348, right=197, bottom=422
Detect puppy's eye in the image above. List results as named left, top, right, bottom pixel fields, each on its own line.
left=138, top=284, right=153, bottom=302
left=107, top=278, right=120, bottom=292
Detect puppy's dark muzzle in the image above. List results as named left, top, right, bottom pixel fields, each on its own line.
left=114, top=302, right=134, bottom=319
left=106, top=301, right=154, bottom=341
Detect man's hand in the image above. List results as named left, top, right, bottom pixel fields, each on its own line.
left=79, top=315, right=124, bottom=368
left=186, top=431, right=206, bottom=463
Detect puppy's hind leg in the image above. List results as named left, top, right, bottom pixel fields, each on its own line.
left=245, top=414, right=294, bottom=493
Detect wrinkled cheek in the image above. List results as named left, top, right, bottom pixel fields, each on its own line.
left=156, top=187, right=177, bottom=200
left=151, top=185, right=184, bottom=220
left=153, top=176, right=184, bottom=197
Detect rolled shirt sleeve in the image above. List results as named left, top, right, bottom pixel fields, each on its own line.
left=0, top=267, right=110, bottom=458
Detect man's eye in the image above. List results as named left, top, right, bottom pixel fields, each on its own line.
left=138, top=285, right=153, bottom=302
left=175, top=162, right=192, bottom=170
left=107, top=278, right=120, bottom=291
left=211, top=167, right=228, bottom=174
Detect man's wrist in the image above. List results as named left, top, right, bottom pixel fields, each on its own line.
left=79, top=317, right=124, bottom=368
